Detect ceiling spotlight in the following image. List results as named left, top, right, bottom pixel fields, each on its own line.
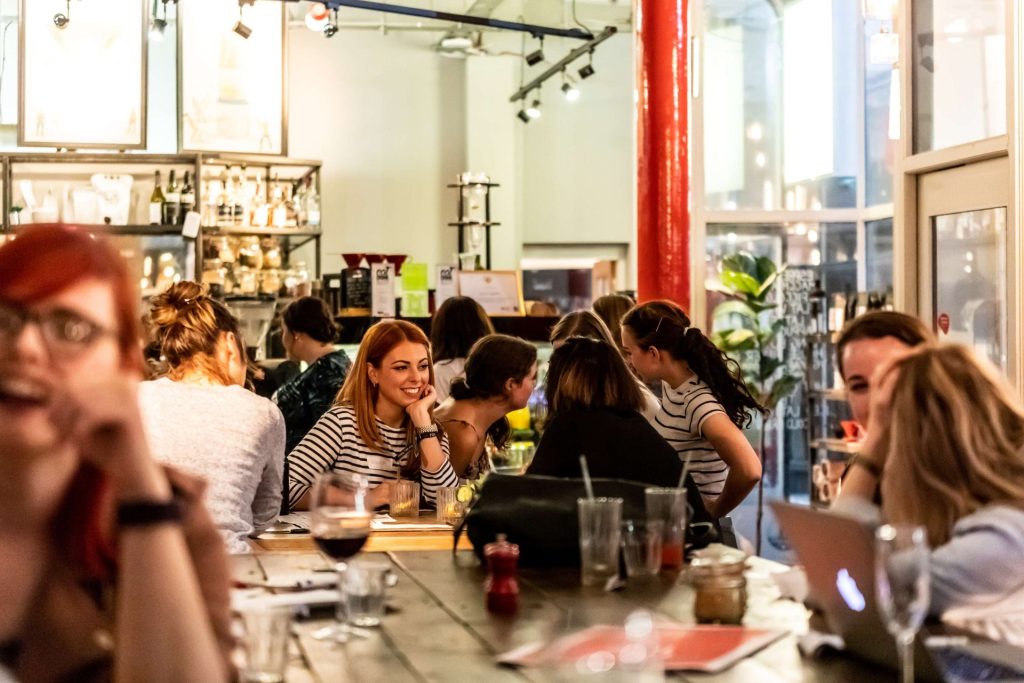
left=324, top=9, right=339, bottom=38
left=525, top=99, right=542, bottom=119
left=578, top=51, right=596, bottom=79
left=305, top=2, right=329, bottom=32
left=517, top=109, right=531, bottom=123
left=562, top=82, right=580, bottom=102
left=525, top=37, right=544, bottom=66
left=233, top=0, right=252, bottom=39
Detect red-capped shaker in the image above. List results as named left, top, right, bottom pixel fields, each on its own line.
left=484, top=533, right=520, bottom=614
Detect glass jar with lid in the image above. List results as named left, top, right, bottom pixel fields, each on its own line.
left=687, top=545, right=748, bottom=625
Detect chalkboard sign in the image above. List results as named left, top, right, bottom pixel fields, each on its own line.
left=780, top=266, right=817, bottom=497
left=343, top=267, right=371, bottom=310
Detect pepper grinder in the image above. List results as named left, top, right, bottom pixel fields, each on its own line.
left=484, top=534, right=520, bottom=614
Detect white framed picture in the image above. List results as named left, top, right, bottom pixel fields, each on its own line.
left=457, top=271, right=525, bottom=316
left=178, top=0, right=286, bottom=155
left=19, top=0, right=146, bottom=148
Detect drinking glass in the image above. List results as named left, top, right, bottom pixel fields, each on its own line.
left=237, top=605, right=291, bottom=683
left=577, top=497, right=622, bottom=587
left=389, top=479, right=420, bottom=517
left=310, top=472, right=372, bottom=642
left=875, top=524, right=930, bottom=683
left=621, top=519, right=663, bottom=578
left=435, top=485, right=467, bottom=525
left=644, top=487, right=689, bottom=570
left=339, top=558, right=397, bottom=627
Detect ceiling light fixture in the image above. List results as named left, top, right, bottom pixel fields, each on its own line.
left=305, top=2, right=330, bottom=32
left=561, top=71, right=580, bottom=102
left=525, top=96, right=542, bottom=119
left=578, top=55, right=595, bottom=79
left=517, top=109, right=531, bottom=123
left=525, top=37, right=544, bottom=66
left=323, top=9, right=339, bottom=38
left=233, top=0, right=254, bottom=39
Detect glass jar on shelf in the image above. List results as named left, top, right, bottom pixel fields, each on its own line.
left=261, top=238, right=282, bottom=269
left=235, top=267, right=259, bottom=295
left=237, top=236, right=263, bottom=270
left=260, top=269, right=283, bottom=296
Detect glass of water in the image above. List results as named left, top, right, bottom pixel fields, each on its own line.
left=339, top=558, right=397, bottom=627
left=875, top=524, right=931, bottom=683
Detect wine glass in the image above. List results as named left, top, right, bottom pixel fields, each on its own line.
left=310, top=472, right=373, bottom=642
left=875, top=524, right=930, bottom=683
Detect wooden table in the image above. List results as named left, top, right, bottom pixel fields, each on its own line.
left=251, top=512, right=473, bottom=553
left=232, top=549, right=891, bottom=682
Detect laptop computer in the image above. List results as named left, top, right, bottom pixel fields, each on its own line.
left=770, top=501, right=1024, bottom=683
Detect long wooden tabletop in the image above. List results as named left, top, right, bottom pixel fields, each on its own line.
left=231, top=549, right=892, bottom=682
left=250, top=511, right=472, bottom=553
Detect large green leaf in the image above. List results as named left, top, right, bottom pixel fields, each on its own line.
left=765, top=374, right=802, bottom=410
left=723, top=328, right=757, bottom=351
left=758, top=319, right=787, bottom=348
left=754, top=256, right=777, bottom=284
left=745, top=300, right=779, bottom=315
left=758, top=356, right=785, bottom=382
left=720, top=270, right=760, bottom=296
left=712, top=300, right=759, bottom=323
left=722, top=252, right=759, bottom=279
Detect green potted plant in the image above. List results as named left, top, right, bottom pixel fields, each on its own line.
left=710, top=252, right=801, bottom=554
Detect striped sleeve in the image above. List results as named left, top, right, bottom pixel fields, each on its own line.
left=419, top=432, right=459, bottom=505
left=287, top=408, right=348, bottom=510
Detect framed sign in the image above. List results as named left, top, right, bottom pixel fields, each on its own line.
left=457, top=271, right=525, bottom=316
left=178, top=0, right=286, bottom=154
left=19, top=0, right=146, bottom=148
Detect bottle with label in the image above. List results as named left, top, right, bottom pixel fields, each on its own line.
left=179, top=171, right=195, bottom=223
left=293, top=178, right=307, bottom=226
left=233, top=164, right=247, bottom=225
left=305, top=176, right=321, bottom=227
left=162, top=170, right=180, bottom=226
left=217, top=169, right=233, bottom=228
left=808, top=279, right=828, bottom=335
left=250, top=171, right=269, bottom=227
left=149, top=170, right=165, bottom=225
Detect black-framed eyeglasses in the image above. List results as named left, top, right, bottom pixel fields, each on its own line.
left=0, top=301, right=118, bottom=357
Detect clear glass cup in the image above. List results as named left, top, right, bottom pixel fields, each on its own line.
left=577, top=497, right=623, bottom=587
left=875, top=524, right=931, bottom=683
left=237, top=605, right=291, bottom=683
left=435, top=485, right=467, bottom=525
left=621, top=519, right=664, bottom=578
left=339, top=558, right=396, bottom=627
left=389, top=479, right=420, bottom=517
left=644, top=487, right=689, bottom=570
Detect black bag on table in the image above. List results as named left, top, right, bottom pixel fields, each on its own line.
left=456, top=474, right=719, bottom=567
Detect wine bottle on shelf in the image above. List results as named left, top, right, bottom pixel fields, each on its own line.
left=270, top=174, right=287, bottom=228
left=234, top=164, right=247, bottom=225
left=251, top=172, right=269, bottom=227
left=162, top=170, right=180, bottom=226
left=217, top=169, right=233, bottom=228
left=293, top=179, right=307, bottom=226
left=179, top=171, right=195, bottom=223
left=149, top=170, right=165, bottom=225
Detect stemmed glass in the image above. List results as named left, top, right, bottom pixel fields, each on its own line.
left=310, top=472, right=373, bottom=642
left=875, top=524, right=931, bottom=683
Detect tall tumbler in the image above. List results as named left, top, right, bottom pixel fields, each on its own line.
left=577, top=497, right=623, bottom=587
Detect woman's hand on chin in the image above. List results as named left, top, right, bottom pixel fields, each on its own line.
left=55, top=375, right=170, bottom=500
left=406, top=384, right=437, bottom=428
left=368, top=481, right=394, bottom=509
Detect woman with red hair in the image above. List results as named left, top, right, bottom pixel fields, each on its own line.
left=0, top=226, right=231, bottom=681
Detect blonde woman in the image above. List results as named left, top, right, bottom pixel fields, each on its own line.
left=846, top=344, right=1024, bottom=645
left=141, top=282, right=285, bottom=553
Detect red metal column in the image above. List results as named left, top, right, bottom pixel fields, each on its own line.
left=636, top=0, right=690, bottom=305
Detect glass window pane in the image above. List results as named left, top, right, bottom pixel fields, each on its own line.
left=933, top=208, right=1006, bottom=369
left=865, top=12, right=898, bottom=205
left=866, top=218, right=894, bottom=292
left=913, top=0, right=1006, bottom=153
left=703, top=0, right=858, bottom=211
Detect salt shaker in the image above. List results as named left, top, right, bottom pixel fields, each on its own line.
left=484, top=534, right=520, bottom=614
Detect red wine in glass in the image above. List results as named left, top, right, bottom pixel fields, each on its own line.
left=314, top=531, right=369, bottom=561
left=312, top=509, right=372, bottom=562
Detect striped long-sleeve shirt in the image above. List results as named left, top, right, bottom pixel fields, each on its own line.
left=287, top=404, right=459, bottom=510
left=653, top=377, right=729, bottom=501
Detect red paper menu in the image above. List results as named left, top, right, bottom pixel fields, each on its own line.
left=497, top=624, right=787, bottom=673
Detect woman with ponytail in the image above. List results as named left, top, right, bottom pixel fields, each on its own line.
left=433, top=334, right=538, bottom=478
left=621, top=300, right=764, bottom=518
left=141, top=281, right=285, bottom=553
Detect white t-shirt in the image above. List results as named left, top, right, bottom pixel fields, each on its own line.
left=138, top=377, right=285, bottom=553
left=653, top=377, right=728, bottom=500
left=433, top=357, right=466, bottom=402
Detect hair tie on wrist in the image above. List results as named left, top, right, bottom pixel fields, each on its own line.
left=116, top=499, right=182, bottom=528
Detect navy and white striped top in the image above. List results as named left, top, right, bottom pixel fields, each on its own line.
left=653, top=377, right=728, bottom=500
left=287, top=404, right=458, bottom=510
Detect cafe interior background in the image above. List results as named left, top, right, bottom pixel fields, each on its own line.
left=0, top=0, right=1016, bottom=560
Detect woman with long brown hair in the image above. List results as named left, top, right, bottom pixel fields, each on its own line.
left=0, top=226, right=231, bottom=680
left=848, top=344, right=1024, bottom=644
left=141, top=282, right=285, bottom=554
left=621, top=300, right=763, bottom=518
left=287, top=320, right=458, bottom=509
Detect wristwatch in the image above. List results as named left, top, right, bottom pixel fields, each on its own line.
left=415, top=423, right=440, bottom=443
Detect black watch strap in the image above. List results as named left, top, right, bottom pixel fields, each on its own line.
left=116, top=499, right=183, bottom=528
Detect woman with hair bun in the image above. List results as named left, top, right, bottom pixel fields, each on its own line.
left=430, top=296, right=494, bottom=402
left=273, top=296, right=352, bottom=454
left=621, top=300, right=764, bottom=518
left=433, top=334, right=538, bottom=478
left=141, top=282, right=285, bottom=553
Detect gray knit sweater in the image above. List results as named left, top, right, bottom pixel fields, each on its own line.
left=138, top=378, right=285, bottom=553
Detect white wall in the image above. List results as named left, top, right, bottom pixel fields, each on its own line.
left=287, top=26, right=466, bottom=280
